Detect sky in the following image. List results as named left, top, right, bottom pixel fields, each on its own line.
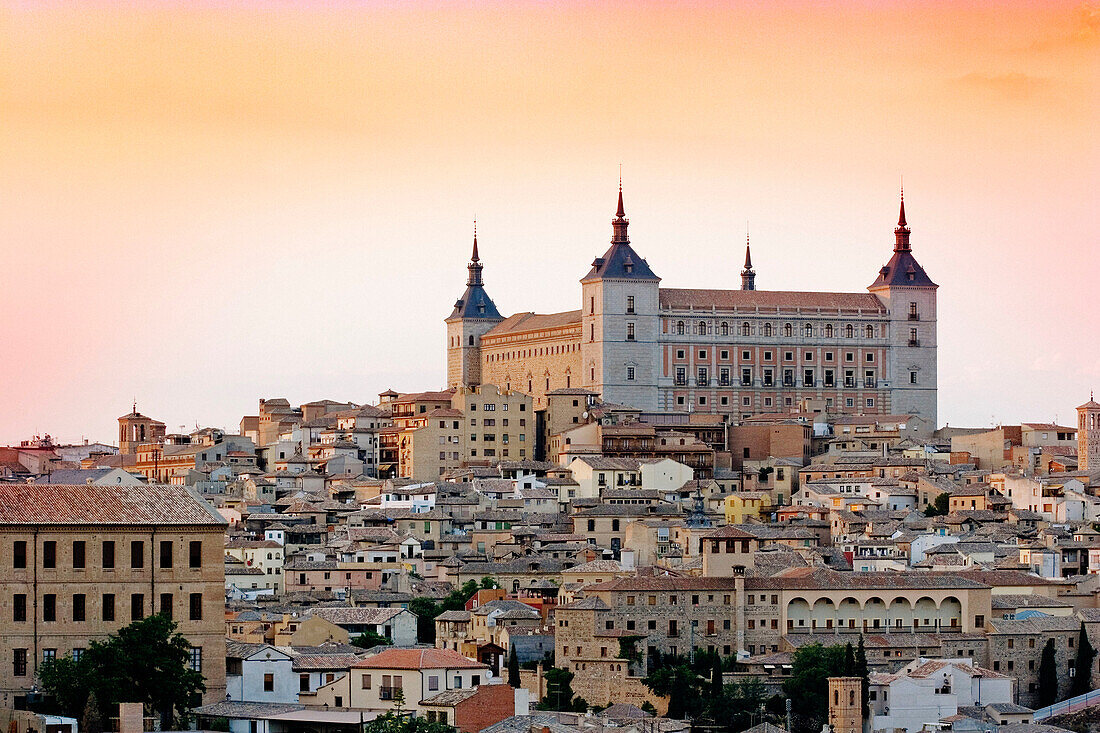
left=0, top=0, right=1097, bottom=445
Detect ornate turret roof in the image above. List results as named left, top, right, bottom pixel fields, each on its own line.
left=869, top=189, right=937, bottom=289
left=582, top=182, right=659, bottom=283
left=448, top=223, right=503, bottom=321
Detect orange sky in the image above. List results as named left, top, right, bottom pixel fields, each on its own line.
left=1, top=0, right=1097, bottom=442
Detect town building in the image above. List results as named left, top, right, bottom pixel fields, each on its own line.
left=0, top=482, right=228, bottom=707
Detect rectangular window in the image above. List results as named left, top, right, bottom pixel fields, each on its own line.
left=131, top=541, right=144, bottom=569
left=429, top=675, right=439, bottom=691
left=626, top=295, right=635, bottom=314
left=159, top=540, right=173, bottom=569
left=73, top=594, right=86, bottom=622
left=14, top=540, right=27, bottom=569
left=189, top=647, right=202, bottom=673
left=42, top=649, right=55, bottom=664
left=264, top=673, right=274, bottom=692
left=361, top=673, right=371, bottom=689
left=102, top=593, right=116, bottom=621
left=131, top=593, right=144, bottom=621
left=161, top=593, right=173, bottom=619
left=626, top=322, right=635, bottom=341
left=102, top=541, right=115, bottom=569
left=189, top=593, right=203, bottom=620
left=43, top=594, right=56, bottom=621
left=13, top=594, right=27, bottom=622
left=73, top=541, right=86, bottom=569
left=626, top=366, right=635, bottom=381
left=13, top=649, right=28, bottom=677
left=43, top=541, right=56, bottom=569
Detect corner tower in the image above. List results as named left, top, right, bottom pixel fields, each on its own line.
left=446, top=224, right=504, bottom=387
left=580, top=182, right=661, bottom=410
left=868, top=189, right=938, bottom=434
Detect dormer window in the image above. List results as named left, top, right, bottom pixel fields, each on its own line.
left=624, top=261, right=633, bottom=273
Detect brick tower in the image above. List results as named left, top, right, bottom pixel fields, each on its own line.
left=1078, top=393, right=1100, bottom=471
left=827, top=677, right=864, bottom=733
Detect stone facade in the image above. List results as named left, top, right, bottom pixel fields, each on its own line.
left=0, top=483, right=228, bottom=708
left=446, top=188, right=938, bottom=434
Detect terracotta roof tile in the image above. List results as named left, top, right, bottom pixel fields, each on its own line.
left=0, top=483, right=225, bottom=525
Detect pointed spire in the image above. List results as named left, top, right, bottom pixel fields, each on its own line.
left=741, top=229, right=756, bottom=291
left=611, top=171, right=629, bottom=243
left=471, top=219, right=479, bottom=262
left=466, top=220, right=484, bottom=287
left=893, top=186, right=911, bottom=253
left=616, top=168, right=625, bottom=219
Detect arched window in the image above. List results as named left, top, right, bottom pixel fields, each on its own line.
left=741, top=322, right=751, bottom=336
left=784, top=323, right=793, bottom=337
left=720, top=322, right=729, bottom=336
left=825, top=324, right=834, bottom=338
left=697, top=321, right=707, bottom=335
left=803, top=323, right=813, bottom=337
left=866, top=325, right=875, bottom=338
left=846, top=324, right=854, bottom=338
left=677, top=321, right=685, bottom=335
left=763, top=323, right=773, bottom=337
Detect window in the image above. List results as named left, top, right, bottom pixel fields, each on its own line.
left=13, top=649, right=27, bottom=677
left=131, top=541, right=144, bottom=569
left=43, top=541, right=56, bottom=568
left=429, top=675, right=439, bottom=691
left=910, top=371, right=917, bottom=384
left=361, top=673, right=372, bottom=689
left=626, top=322, right=635, bottom=341
left=103, top=593, right=116, bottom=621
left=13, top=594, right=27, bottom=622
left=161, top=593, right=174, bottom=619
left=13, top=540, right=26, bottom=569
left=626, top=367, right=635, bottom=381
left=43, top=594, right=56, bottom=621
left=73, top=594, right=86, bottom=622
left=189, top=647, right=202, bottom=673
left=42, top=649, right=55, bottom=664
left=73, top=541, right=86, bottom=569
left=264, top=673, right=274, bottom=692
left=131, top=593, right=144, bottom=621
left=626, top=295, right=635, bottom=314
left=676, top=321, right=685, bottom=335
left=102, top=541, right=115, bottom=569
left=160, top=540, right=173, bottom=569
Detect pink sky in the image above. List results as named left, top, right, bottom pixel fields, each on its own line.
left=1, top=0, right=1097, bottom=443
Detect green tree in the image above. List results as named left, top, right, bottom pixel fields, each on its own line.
left=924, top=492, right=950, bottom=516
left=843, top=643, right=855, bottom=676
left=38, top=614, right=205, bottom=730
left=855, top=635, right=869, bottom=718
left=538, top=667, right=585, bottom=712
left=409, top=581, right=484, bottom=644
left=480, top=577, right=500, bottom=589
left=709, top=656, right=724, bottom=706
left=643, top=662, right=705, bottom=719
left=1039, top=638, right=1059, bottom=707
left=352, top=630, right=393, bottom=649
left=507, top=646, right=521, bottom=688
left=81, top=694, right=103, bottom=733
left=781, top=643, right=848, bottom=733
left=1071, top=623, right=1097, bottom=698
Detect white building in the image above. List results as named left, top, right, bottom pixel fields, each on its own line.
left=869, top=658, right=1014, bottom=733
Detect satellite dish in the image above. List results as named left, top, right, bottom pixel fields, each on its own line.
left=582, top=412, right=589, bottom=419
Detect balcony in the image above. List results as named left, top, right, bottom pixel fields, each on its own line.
left=844, top=379, right=856, bottom=388
left=674, top=377, right=687, bottom=386
left=782, top=379, right=794, bottom=387
left=864, top=379, right=877, bottom=388
left=696, top=378, right=709, bottom=387
left=719, top=378, right=731, bottom=387
left=804, top=379, right=815, bottom=388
